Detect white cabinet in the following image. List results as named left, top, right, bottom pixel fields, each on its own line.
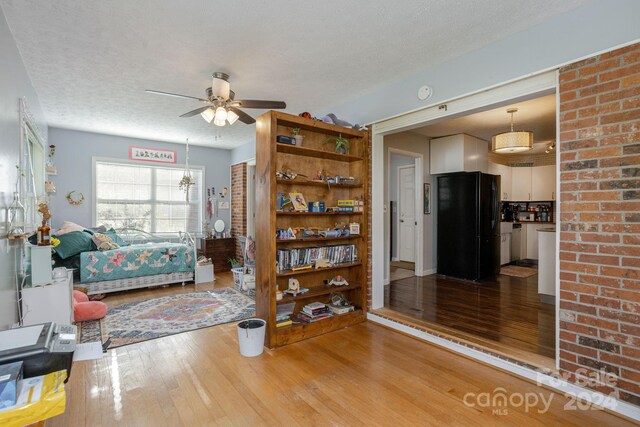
left=500, top=233, right=511, bottom=265
left=488, top=162, right=512, bottom=200
left=538, top=229, right=556, bottom=302
left=511, top=167, right=533, bottom=201
left=526, top=223, right=548, bottom=260
left=430, top=134, right=488, bottom=175
left=22, top=276, right=74, bottom=326
left=532, top=165, right=556, bottom=201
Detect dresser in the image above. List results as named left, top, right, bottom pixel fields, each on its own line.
left=198, top=237, right=235, bottom=272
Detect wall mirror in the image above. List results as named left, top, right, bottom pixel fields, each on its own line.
left=19, top=98, right=46, bottom=232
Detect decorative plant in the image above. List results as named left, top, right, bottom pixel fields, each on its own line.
left=322, top=133, right=350, bottom=155
left=228, top=257, right=242, bottom=268
left=291, top=127, right=301, bottom=136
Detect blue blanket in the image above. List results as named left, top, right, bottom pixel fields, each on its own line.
left=80, top=242, right=194, bottom=283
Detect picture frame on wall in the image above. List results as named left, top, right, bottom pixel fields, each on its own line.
left=424, top=183, right=431, bottom=214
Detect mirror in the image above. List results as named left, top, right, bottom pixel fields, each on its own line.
left=214, top=219, right=225, bottom=233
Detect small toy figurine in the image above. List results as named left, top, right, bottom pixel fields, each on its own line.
left=288, top=277, right=300, bottom=292
left=328, top=275, right=349, bottom=287
left=315, top=259, right=332, bottom=269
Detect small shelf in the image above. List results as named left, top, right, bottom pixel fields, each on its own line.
left=276, top=178, right=363, bottom=188
left=277, top=235, right=361, bottom=244
left=277, top=282, right=362, bottom=304
left=276, top=211, right=363, bottom=216
left=277, top=262, right=362, bottom=277
left=275, top=310, right=366, bottom=345
left=276, top=144, right=363, bottom=162
left=272, top=112, right=367, bottom=138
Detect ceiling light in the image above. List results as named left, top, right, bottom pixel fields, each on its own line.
left=227, top=110, right=239, bottom=125
left=492, top=108, right=533, bottom=153
left=200, top=108, right=215, bottom=123
left=211, top=72, right=230, bottom=100
left=545, top=141, right=556, bottom=154
left=215, top=106, right=228, bottom=122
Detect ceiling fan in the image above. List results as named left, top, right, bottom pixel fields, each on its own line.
left=146, top=72, right=286, bottom=126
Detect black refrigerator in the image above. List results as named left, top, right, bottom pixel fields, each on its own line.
left=437, top=172, right=500, bottom=281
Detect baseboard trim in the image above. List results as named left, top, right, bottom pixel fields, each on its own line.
left=384, top=278, right=390, bottom=285
left=391, top=257, right=399, bottom=262
left=420, top=268, right=436, bottom=276
left=367, top=313, right=640, bottom=422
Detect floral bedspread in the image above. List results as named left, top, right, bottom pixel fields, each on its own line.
left=80, top=242, right=194, bottom=283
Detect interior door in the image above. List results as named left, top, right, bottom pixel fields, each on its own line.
left=398, top=165, right=416, bottom=262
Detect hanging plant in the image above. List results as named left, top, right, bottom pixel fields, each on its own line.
left=179, top=138, right=196, bottom=201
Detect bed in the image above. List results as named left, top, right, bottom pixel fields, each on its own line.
left=54, top=227, right=196, bottom=295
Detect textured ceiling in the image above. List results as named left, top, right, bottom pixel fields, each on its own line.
left=1, top=0, right=585, bottom=148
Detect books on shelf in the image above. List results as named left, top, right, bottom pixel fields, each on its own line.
left=328, top=304, right=355, bottom=315
left=276, top=244, right=357, bottom=273
left=283, top=287, right=309, bottom=296
left=296, top=302, right=334, bottom=323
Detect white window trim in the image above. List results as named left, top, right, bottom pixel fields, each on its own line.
left=92, top=156, right=206, bottom=234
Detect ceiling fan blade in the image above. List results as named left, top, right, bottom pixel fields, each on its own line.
left=146, top=89, right=208, bottom=102
left=228, top=107, right=256, bottom=124
left=180, top=106, right=212, bottom=117
left=229, top=100, right=286, bottom=109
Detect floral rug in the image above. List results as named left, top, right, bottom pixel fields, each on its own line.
left=79, top=288, right=255, bottom=349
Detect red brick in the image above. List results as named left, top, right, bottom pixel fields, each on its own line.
left=562, top=341, right=598, bottom=358
left=560, top=301, right=598, bottom=315
left=559, top=202, right=599, bottom=211
left=579, top=81, right=620, bottom=97
left=577, top=147, right=622, bottom=160
left=579, top=213, right=622, bottom=222
left=600, top=266, right=640, bottom=280
left=600, top=330, right=640, bottom=347
left=600, top=353, right=640, bottom=372
left=600, top=109, right=640, bottom=125
left=578, top=232, right=620, bottom=243
left=578, top=254, right=620, bottom=266
left=561, top=96, right=597, bottom=112
left=579, top=274, right=620, bottom=288
left=576, top=314, right=619, bottom=332
left=621, top=75, right=640, bottom=88
left=578, top=191, right=621, bottom=202
left=560, top=331, right=578, bottom=343
left=600, top=245, right=640, bottom=257
left=560, top=320, right=598, bottom=337
left=560, top=117, right=599, bottom=132
left=578, top=58, right=621, bottom=77
left=600, top=86, right=640, bottom=103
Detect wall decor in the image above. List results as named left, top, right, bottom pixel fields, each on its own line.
left=129, top=146, right=176, bottom=163
left=218, top=201, right=230, bottom=209
left=424, top=183, right=431, bottom=214
left=66, top=191, right=85, bottom=206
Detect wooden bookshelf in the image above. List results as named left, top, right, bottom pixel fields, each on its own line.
left=256, top=110, right=369, bottom=348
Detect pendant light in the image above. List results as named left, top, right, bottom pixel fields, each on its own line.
left=492, top=108, right=533, bottom=153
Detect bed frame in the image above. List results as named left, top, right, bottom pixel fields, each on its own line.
left=77, top=228, right=197, bottom=295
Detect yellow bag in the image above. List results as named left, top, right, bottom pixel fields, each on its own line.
left=0, top=370, right=66, bottom=427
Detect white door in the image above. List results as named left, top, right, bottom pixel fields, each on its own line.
left=398, top=165, right=416, bottom=262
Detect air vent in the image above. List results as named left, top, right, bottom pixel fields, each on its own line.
left=508, top=162, right=534, bottom=167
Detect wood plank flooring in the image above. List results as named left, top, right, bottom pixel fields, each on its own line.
left=383, top=270, right=555, bottom=365
left=47, top=321, right=631, bottom=426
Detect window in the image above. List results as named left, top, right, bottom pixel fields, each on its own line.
left=94, top=160, right=203, bottom=234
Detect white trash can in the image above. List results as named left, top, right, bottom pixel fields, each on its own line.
left=237, top=318, right=266, bottom=357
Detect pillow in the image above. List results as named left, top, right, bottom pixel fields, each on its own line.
left=54, top=230, right=94, bottom=259
left=54, top=221, right=86, bottom=236
left=104, top=228, right=128, bottom=246
left=87, top=225, right=108, bottom=234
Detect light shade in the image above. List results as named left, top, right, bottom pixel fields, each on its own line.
left=200, top=108, right=215, bottom=123
left=211, top=75, right=230, bottom=100
left=215, top=106, right=228, bottom=122
left=492, top=131, right=533, bottom=153
left=227, top=110, right=239, bottom=125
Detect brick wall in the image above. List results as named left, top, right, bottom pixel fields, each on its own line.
left=231, top=163, right=247, bottom=262
left=558, top=42, right=640, bottom=406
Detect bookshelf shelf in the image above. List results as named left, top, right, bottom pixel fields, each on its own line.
left=277, top=282, right=362, bottom=304
left=256, top=110, right=369, bottom=349
left=276, top=262, right=362, bottom=277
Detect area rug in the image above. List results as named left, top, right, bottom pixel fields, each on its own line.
left=499, top=265, right=538, bottom=278
left=79, top=288, right=255, bottom=349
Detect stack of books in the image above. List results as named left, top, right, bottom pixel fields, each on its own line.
left=296, top=302, right=333, bottom=323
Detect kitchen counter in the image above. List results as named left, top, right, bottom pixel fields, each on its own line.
left=538, top=228, right=556, bottom=304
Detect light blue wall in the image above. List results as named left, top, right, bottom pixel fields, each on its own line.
left=48, top=128, right=232, bottom=232
left=230, top=140, right=255, bottom=165
left=229, top=0, right=640, bottom=159
left=0, top=9, right=48, bottom=329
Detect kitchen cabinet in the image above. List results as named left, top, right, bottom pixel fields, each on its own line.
left=532, top=165, right=556, bottom=200
left=499, top=222, right=512, bottom=265
left=526, top=223, right=548, bottom=259
left=511, top=167, right=532, bottom=201
left=538, top=228, right=556, bottom=304
left=430, top=134, right=488, bottom=175
left=488, top=162, right=512, bottom=200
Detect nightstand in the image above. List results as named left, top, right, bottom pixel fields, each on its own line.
left=21, top=275, right=74, bottom=326
left=198, top=237, right=235, bottom=273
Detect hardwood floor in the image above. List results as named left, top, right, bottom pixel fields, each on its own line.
left=389, top=266, right=415, bottom=281
left=47, top=322, right=630, bottom=426
left=383, top=271, right=555, bottom=366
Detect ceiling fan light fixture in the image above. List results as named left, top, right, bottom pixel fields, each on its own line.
left=492, top=108, right=533, bottom=153
left=215, top=106, right=228, bottom=122
left=200, top=108, right=215, bottom=123
left=227, top=109, right=239, bottom=125
left=211, top=72, right=230, bottom=100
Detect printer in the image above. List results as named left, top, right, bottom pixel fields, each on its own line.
left=0, top=322, right=76, bottom=381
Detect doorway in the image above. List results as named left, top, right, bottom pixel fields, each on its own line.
left=372, top=70, right=558, bottom=371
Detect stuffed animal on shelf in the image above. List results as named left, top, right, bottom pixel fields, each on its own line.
left=328, top=275, right=349, bottom=287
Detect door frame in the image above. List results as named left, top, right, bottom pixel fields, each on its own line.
left=387, top=147, right=423, bottom=281
left=246, top=158, right=256, bottom=238
left=371, top=70, right=557, bottom=310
